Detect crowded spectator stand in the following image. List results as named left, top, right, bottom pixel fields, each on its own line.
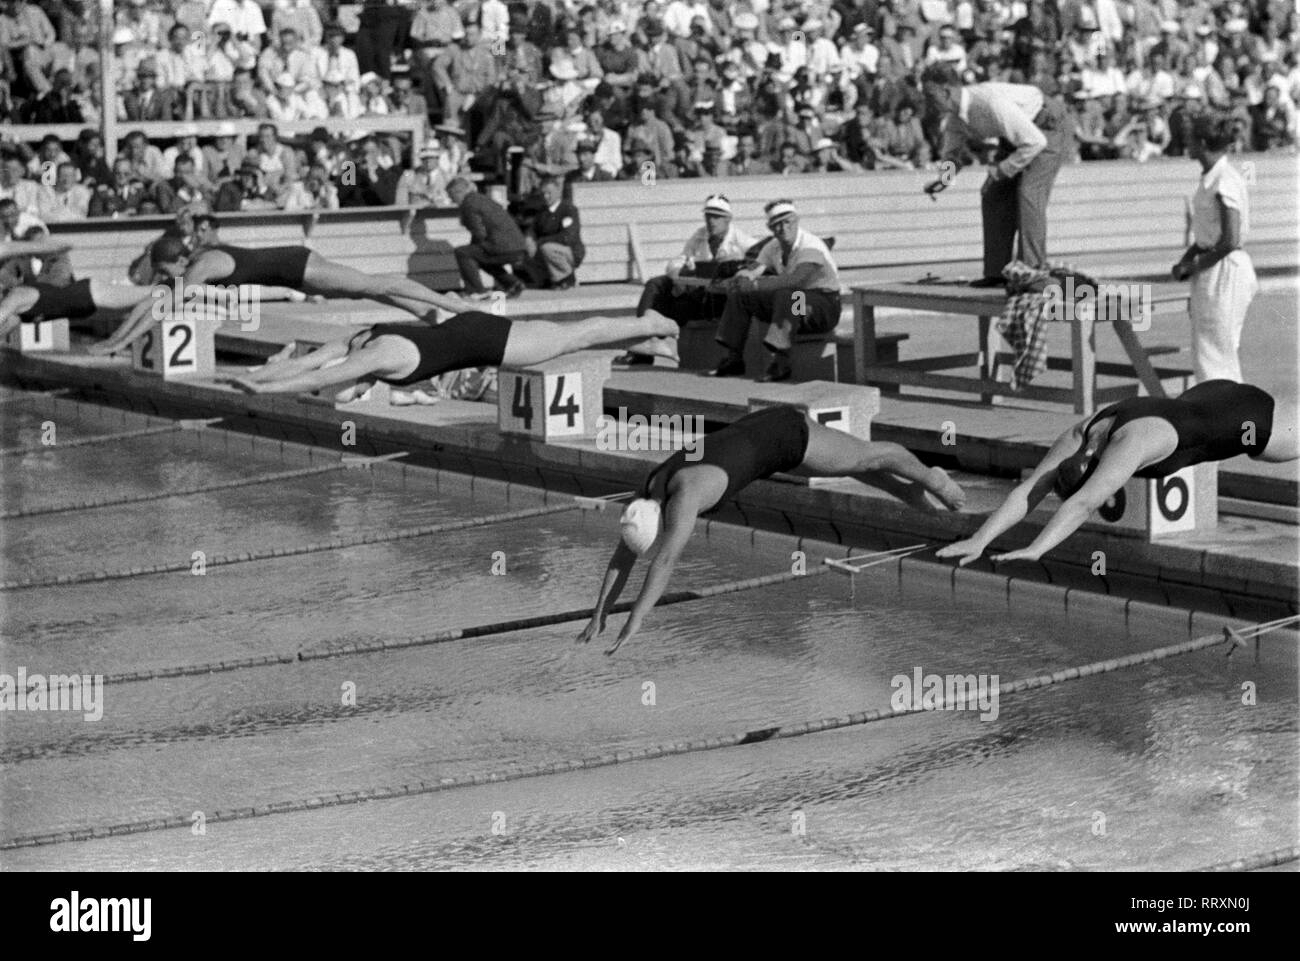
left=0, top=1, right=1295, bottom=293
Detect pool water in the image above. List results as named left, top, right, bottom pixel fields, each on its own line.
left=1, top=398, right=1296, bottom=871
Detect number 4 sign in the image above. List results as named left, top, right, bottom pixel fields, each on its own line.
left=497, top=352, right=612, bottom=442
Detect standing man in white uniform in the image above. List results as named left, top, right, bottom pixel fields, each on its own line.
left=1172, top=113, right=1257, bottom=383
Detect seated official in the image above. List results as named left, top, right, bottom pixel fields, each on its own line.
left=624, top=193, right=758, bottom=366
left=711, top=199, right=842, bottom=383
left=518, top=176, right=585, bottom=290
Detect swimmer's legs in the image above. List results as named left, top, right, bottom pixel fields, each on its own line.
left=0, top=286, right=40, bottom=338
left=1259, top=393, right=1299, bottom=462
left=300, top=253, right=468, bottom=320
left=798, top=421, right=966, bottom=510
left=501, top=310, right=678, bottom=366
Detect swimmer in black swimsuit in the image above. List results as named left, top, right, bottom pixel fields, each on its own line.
left=0, top=277, right=156, bottom=342
left=218, top=309, right=680, bottom=402
left=937, top=380, right=1299, bottom=566
left=89, top=237, right=476, bottom=355
left=578, top=405, right=967, bottom=653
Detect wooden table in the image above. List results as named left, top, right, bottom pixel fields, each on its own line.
left=849, top=281, right=1192, bottom=414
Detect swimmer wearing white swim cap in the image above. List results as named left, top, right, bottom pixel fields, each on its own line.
left=578, top=406, right=966, bottom=655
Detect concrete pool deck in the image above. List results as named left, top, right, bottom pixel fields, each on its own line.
left=2, top=346, right=1295, bottom=619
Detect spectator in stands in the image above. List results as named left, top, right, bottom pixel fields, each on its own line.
left=925, top=23, right=968, bottom=73
left=271, top=0, right=324, bottom=50
left=35, top=161, right=90, bottom=223
left=1252, top=85, right=1297, bottom=150
left=214, top=157, right=279, bottom=211
left=565, top=139, right=615, bottom=196
left=26, top=66, right=81, bottom=123
left=267, top=70, right=327, bottom=121
left=812, top=136, right=864, bottom=172
left=582, top=107, right=622, bottom=176
left=595, top=20, right=638, bottom=95
left=157, top=24, right=203, bottom=113
left=123, top=58, right=179, bottom=121
left=440, top=22, right=498, bottom=129
left=447, top=176, right=527, bottom=298
left=203, top=133, right=246, bottom=183
left=874, top=100, right=930, bottom=166
left=629, top=192, right=757, bottom=364
left=320, top=70, right=360, bottom=118
left=727, top=130, right=765, bottom=174
left=1166, top=84, right=1207, bottom=158
left=259, top=27, right=317, bottom=97
left=26, top=133, right=66, bottom=181
left=710, top=199, right=842, bottom=383
left=387, top=67, right=430, bottom=121
left=48, top=17, right=99, bottom=93
left=0, top=154, right=37, bottom=215
left=0, top=0, right=56, bottom=98
left=72, top=131, right=112, bottom=188
left=627, top=95, right=676, bottom=169
left=282, top=161, right=340, bottom=210
left=396, top=142, right=451, bottom=207
left=88, top=157, right=147, bottom=218
left=337, top=136, right=401, bottom=207
left=313, top=24, right=360, bottom=100
left=228, top=65, right=269, bottom=117
left=771, top=140, right=810, bottom=174
left=518, top=175, right=584, bottom=290
left=208, top=0, right=268, bottom=45
left=121, top=130, right=166, bottom=185
left=153, top=154, right=215, bottom=214
left=250, top=123, right=300, bottom=194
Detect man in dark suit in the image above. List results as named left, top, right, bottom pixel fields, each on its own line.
left=122, top=58, right=179, bottom=122
left=563, top=140, right=613, bottom=200
left=448, top=177, right=527, bottom=298
left=520, top=175, right=584, bottom=290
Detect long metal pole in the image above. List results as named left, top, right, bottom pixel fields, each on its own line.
left=98, top=0, right=116, bottom=159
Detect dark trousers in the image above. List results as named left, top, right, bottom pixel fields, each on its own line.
left=981, top=127, right=1065, bottom=278
left=636, top=275, right=729, bottom=324
left=454, top=244, right=526, bottom=293
left=717, top=287, right=842, bottom=354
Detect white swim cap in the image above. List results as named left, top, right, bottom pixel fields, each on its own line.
left=619, top=498, right=661, bottom=556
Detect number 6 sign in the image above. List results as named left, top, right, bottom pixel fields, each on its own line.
left=1092, top=463, right=1217, bottom=537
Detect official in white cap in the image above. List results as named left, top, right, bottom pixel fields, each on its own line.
left=710, top=199, right=842, bottom=382
left=623, top=194, right=759, bottom=365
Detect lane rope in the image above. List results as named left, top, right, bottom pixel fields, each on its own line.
left=103, top=563, right=838, bottom=683
left=6, top=617, right=1293, bottom=851
left=0, top=501, right=583, bottom=592
left=1194, top=846, right=1300, bottom=872
left=0, top=418, right=221, bottom=457
left=0, top=462, right=350, bottom=520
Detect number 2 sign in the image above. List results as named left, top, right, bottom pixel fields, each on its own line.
left=132, top=318, right=214, bottom=379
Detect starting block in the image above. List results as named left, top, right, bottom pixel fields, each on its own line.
left=748, top=382, right=881, bottom=487
left=1084, top=462, right=1217, bottom=537
left=132, top=316, right=215, bottom=379
left=498, top=351, right=611, bottom=441
left=3, top=318, right=69, bottom=353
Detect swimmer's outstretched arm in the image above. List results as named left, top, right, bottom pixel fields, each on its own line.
left=991, top=433, right=1146, bottom=563
left=88, top=294, right=159, bottom=355
left=241, top=337, right=351, bottom=383
left=575, top=541, right=638, bottom=645
left=937, top=423, right=1084, bottom=566
left=222, top=347, right=393, bottom=395
left=604, top=494, right=698, bottom=655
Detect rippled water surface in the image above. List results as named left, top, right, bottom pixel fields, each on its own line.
left=1, top=398, right=1295, bottom=870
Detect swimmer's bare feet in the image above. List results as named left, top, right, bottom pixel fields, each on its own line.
left=928, top=466, right=966, bottom=511
left=642, top=308, right=679, bottom=338
left=390, top=388, right=440, bottom=406
left=625, top=335, right=679, bottom=363
left=266, top=341, right=296, bottom=365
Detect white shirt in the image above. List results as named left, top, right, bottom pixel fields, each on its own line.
left=667, top=222, right=759, bottom=274
left=662, top=1, right=712, bottom=37
left=480, top=0, right=510, bottom=43
left=590, top=128, right=622, bottom=177
left=207, top=0, right=267, bottom=38
left=840, top=42, right=880, bottom=80
left=1192, top=156, right=1249, bottom=248
left=312, top=46, right=361, bottom=93
left=756, top=228, right=840, bottom=291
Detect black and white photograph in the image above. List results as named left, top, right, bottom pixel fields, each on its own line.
left=0, top=0, right=1296, bottom=910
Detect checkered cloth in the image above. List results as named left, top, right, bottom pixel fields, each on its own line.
left=995, top=260, right=1098, bottom=391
